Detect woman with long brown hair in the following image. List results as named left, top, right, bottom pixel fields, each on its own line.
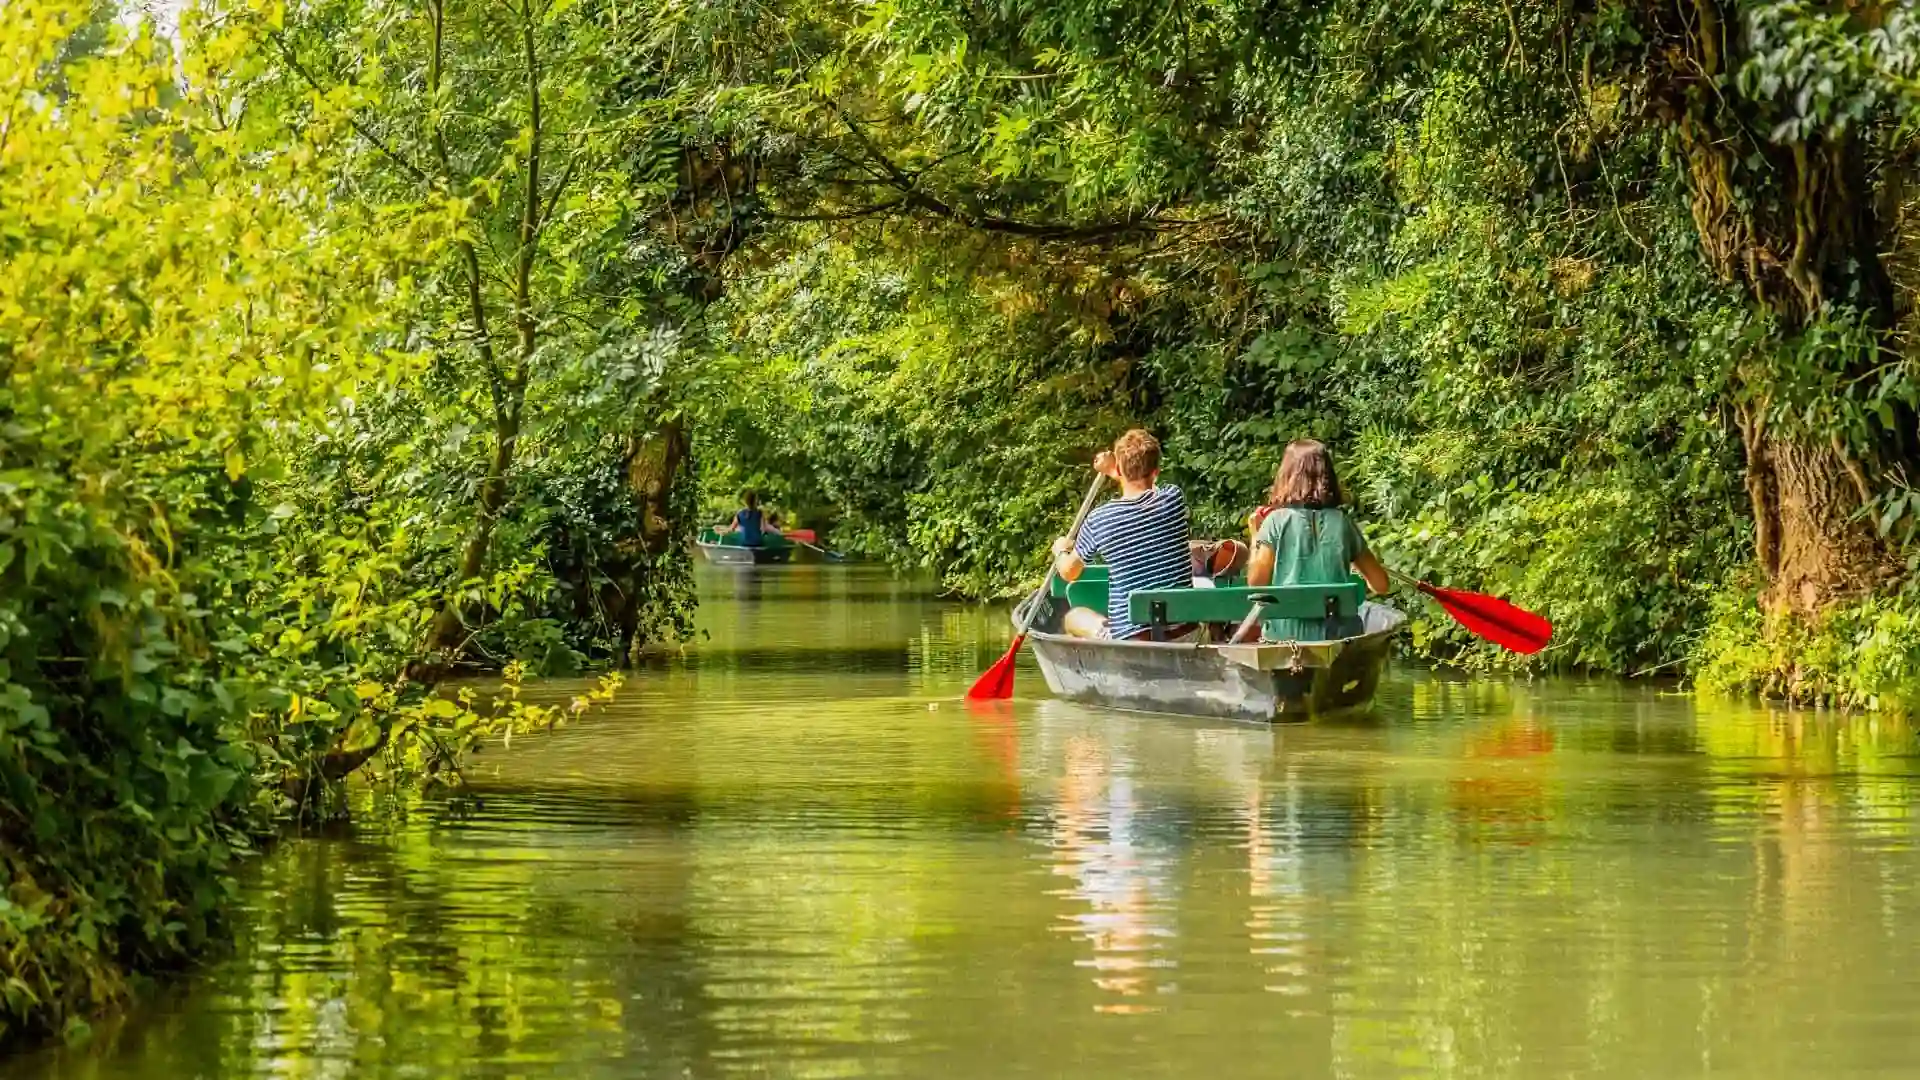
left=1245, top=439, right=1391, bottom=641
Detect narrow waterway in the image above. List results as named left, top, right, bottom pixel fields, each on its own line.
left=20, top=565, right=1920, bottom=1079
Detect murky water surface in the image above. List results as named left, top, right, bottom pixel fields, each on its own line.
left=19, top=565, right=1920, bottom=1079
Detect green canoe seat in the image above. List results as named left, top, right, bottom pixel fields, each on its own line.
left=1128, top=581, right=1362, bottom=636
left=1051, top=563, right=1109, bottom=597
left=1064, top=578, right=1110, bottom=613
left=1050, top=564, right=1248, bottom=595
left=1046, top=561, right=1256, bottom=630
left=1046, top=565, right=1112, bottom=615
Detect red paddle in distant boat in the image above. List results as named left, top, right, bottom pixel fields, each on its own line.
left=967, top=474, right=1108, bottom=700
left=1387, top=568, right=1552, bottom=655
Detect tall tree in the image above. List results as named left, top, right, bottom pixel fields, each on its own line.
left=1635, top=0, right=1920, bottom=615
left=254, top=0, right=728, bottom=663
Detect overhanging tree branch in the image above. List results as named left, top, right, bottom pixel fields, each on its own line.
left=268, top=31, right=434, bottom=185
left=422, top=0, right=505, bottom=408
left=820, top=99, right=1179, bottom=243
left=762, top=199, right=905, bottom=222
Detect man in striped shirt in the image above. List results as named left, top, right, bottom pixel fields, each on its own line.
left=1050, top=429, right=1201, bottom=640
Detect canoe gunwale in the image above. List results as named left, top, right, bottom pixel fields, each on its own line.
left=1024, top=630, right=1350, bottom=672
left=1022, top=602, right=1405, bottom=667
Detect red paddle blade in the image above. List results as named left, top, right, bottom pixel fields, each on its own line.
left=966, top=633, right=1027, bottom=699
left=1422, top=584, right=1553, bottom=655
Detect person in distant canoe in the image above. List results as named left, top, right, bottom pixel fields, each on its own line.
left=724, top=491, right=767, bottom=547
left=1245, top=439, right=1391, bottom=641
left=1049, top=429, right=1245, bottom=639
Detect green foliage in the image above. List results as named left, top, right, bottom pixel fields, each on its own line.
left=0, top=1, right=373, bottom=1040
left=698, top=238, right=1140, bottom=594
left=696, top=0, right=1759, bottom=678
left=1695, top=585, right=1920, bottom=714
left=14, top=0, right=1920, bottom=1049
left=687, top=0, right=1920, bottom=687
left=1741, top=4, right=1920, bottom=143
left=0, top=0, right=633, bottom=1043
left=239, top=0, right=710, bottom=668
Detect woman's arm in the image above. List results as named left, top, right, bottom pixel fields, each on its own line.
left=1352, top=550, right=1390, bottom=596
left=1246, top=545, right=1275, bottom=587
left=1246, top=505, right=1272, bottom=543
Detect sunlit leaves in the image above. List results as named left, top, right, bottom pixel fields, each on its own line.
left=0, top=0, right=545, bottom=1042
left=1741, top=3, right=1920, bottom=143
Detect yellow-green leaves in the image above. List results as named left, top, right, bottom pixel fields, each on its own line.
left=0, top=0, right=456, bottom=1044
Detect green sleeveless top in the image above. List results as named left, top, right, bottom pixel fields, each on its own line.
left=1253, top=507, right=1369, bottom=641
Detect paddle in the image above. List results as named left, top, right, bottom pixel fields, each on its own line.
left=966, top=473, right=1108, bottom=700
left=792, top=537, right=847, bottom=562
left=1386, top=567, right=1552, bottom=655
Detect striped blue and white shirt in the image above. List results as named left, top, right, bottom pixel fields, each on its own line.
left=1073, top=484, right=1191, bottom=639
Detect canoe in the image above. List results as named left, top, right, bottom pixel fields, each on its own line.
left=695, top=529, right=795, bottom=565
left=1020, top=572, right=1407, bottom=723
left=696, top=541, right=794, bottom=565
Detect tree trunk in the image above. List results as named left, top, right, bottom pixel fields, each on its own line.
left=1642, top=0, right=1901, bottom=618
left=1740, top=409, right=1888, bottom=617
left=608, top=418, right=689, bottom=664
left=630, top=418, right=687, bottom=558
left=419, top=0, right=542, bottom=664
left=427, top=403, right=521, bottom=657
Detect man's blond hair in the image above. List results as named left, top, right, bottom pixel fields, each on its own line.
left=1112, top=429, right=1161, bottom=482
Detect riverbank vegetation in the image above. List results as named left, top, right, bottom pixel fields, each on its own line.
left=7, top=0, right=1920, bottom=1047
left=697, top=0, right=1920, bottom=701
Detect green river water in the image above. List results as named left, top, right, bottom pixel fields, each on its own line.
left=16, top=564, right=1920, bottom=1079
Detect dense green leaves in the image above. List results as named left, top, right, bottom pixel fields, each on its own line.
left=0, top=0, right=631, bottom=1042
left=693, top=0, right=1920, bottom=692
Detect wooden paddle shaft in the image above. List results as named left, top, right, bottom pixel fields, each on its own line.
left=795, top=537, right=843, bottom=560
left=1015, top=473, right=1108, bottom=636
left=1228, top=595, right=1273, bottom=645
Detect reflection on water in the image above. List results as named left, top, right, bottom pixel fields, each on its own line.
left=1046, top=732, right=1176, bottom=1012
left=18, top=564, right=1920, bottom=1079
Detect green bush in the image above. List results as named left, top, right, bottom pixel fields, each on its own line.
left=1696, top=587, right=1920, bottom=714
left=0, top=3, right=636, bottom=1042
left=0, top=459, right=267, bottom=1043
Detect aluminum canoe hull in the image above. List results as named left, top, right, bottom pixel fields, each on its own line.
left=1025, top=602, right=1406, bottom=723
left=696, top=541, right=794, bottom=566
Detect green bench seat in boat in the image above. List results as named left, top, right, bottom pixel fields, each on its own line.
left=1050, top=563, right=1261, bottom=624
left=1065, top=579, right=1109, bottom=612
left=1049, top=565, right=1247, bottom=598
left=1050, top=564, right=1108, bottom=596
left=1051, top=565, right=1111, bottom=614
left=1127, top=579, right=1363, bottom=641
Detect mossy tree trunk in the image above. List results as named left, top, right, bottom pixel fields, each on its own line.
left=1644, top=0, right=1905, bottom=620
left=583, top=145, right=759, bottom=663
